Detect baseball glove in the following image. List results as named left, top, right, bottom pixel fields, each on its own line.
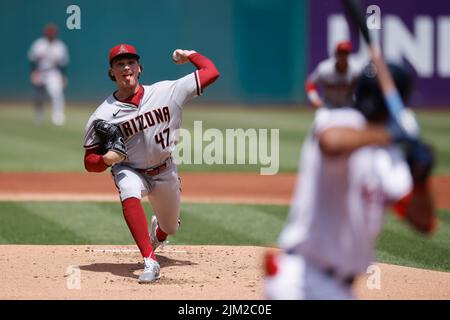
left=93, top=120, right=128, bottom=158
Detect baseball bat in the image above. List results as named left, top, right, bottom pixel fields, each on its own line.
left=342, top=0, right=371, bottom=45
left=342, top=0, right=420, bottom=139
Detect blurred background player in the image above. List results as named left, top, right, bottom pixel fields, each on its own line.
left=305, top=41, right=365, bottom=109
left=28, top=23, right=69, bottom=126
left=264, top=56, right=437, bottom=299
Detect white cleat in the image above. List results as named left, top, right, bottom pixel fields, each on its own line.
left=150, top=216, right=167, bottom=251
left=138, top=257, right=160, bottom=283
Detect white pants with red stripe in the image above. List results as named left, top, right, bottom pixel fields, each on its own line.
left=264, top=253, right=354, bottom=300
left=111, top=160, right=181, bottom=235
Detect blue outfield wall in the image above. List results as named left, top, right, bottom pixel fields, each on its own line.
left=0, top=0, right=308, bottom=105
left=2, top=0, right=448, bottom=106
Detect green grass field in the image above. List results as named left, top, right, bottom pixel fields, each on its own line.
left=0, top=201, right=448, bottom=272
left=1, top=103, right=449, bottom=274
left=1, top=103, right=449, bottom=173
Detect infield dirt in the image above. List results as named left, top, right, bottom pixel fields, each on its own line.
left=0, top=172, right=450, bottom=208
left=0, top=244, right=449, bottom=299
left=0, top=172, right=449, bottom=299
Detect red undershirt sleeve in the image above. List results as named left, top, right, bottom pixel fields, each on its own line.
left=391, top=191, right=413, bottom=218
left=305, top=80, right=318, bottom=93
left=188, top=53, right=220, bottom=92
left=391, top=184, right=437, bottom=233
left=84, top=148, right=109, bottom=173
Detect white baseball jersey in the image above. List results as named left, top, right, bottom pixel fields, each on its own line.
left=278, top=107, right=413, bottom=277
left=28, top=37, right=69, bottom=73
left=307, top=56, right=364, bottom=108
left=83, top=72, right=200, bottom=168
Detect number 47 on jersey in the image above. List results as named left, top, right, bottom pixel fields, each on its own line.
left=155, top=128, right=170, bottom=149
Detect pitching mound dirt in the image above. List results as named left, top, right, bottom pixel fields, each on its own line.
left=0, top=245, right=265, bottom=300
left=1, top=245, right=449, bottom=300
left=354, top=263, right=450, bottom=299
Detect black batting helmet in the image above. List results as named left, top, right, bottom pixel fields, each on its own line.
left=353, top=63, right=413, bottom=122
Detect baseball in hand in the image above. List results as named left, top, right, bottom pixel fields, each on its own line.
left=172, top=49, right=196, bottom=64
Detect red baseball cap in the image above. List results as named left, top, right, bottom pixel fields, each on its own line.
left=335, top=41, right=352, bottom=53
left=44, top=23, right=58, bottom=38
left=109, top=44, right=140, bottom=64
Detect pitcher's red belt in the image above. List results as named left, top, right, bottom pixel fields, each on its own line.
left=136, top=158, right=171, bottom=176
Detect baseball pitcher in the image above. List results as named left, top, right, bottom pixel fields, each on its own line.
left=83, top=44, right=219, bottom=283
